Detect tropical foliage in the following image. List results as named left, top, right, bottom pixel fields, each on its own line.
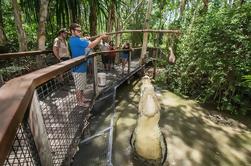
left=0, top=0, right=250, bottom=115
left=157, top=2, right=251, bottom=115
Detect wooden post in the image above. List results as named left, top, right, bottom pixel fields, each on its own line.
left=128, top=50, right=131, bottom=74
left=0, top=74, right=4, bottom=86
left=153, top=48, right=157, bottom=79
left=140, top=0, right=153, bottom=65
left=93, top=56, right=98, bottom=96
left=28, top=90, right=53, bottom=166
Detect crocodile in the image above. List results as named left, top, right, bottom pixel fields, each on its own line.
left=138, top=76, right=154, bottom=113
left=130, top=77, right=167, bottom=166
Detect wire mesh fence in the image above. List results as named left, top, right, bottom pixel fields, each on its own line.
left=0, top=51, right=57, bottom=86
left=3, top=120, right=41, bottom=166
left=37, top=69, right=92, bottom=165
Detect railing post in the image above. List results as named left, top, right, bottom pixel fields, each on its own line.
left=93, top=56, right=98, bottom=96
left=28, top=90, right=53, bottom=166
left=0, top=74, right=4, bottom=86
left=153, top=48, right=157, bottom=79
left=128, top=50, right=131, bottom=74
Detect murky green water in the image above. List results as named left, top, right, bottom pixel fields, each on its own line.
left=74, top=80, right=251, bottom=166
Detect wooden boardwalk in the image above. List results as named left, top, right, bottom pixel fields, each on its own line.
left=35, top=58, right=141, bottom=165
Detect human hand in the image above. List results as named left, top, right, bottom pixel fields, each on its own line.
left=100, top=33, right=108, bottom=40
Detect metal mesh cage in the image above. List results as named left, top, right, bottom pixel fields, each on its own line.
left=37, top=70, right=91, bottom=165
left=4, top=121, right=41, bottom=166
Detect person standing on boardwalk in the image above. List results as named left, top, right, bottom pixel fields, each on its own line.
left=99, top=39, right=110, bottom=72
left=108, top=41, right=116, bottom=70
left=69, top=23, right=108, bottom=107
left=121, top=42, right=131, bottom=74
left=83, top=33, right=94, bottom=79
left=53, top=28, right=71, bottom=62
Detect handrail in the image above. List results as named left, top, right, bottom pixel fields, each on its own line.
left=0, top=50, right=52, bottom=60
left=0, top=48, right=142, bottom=165
left=0, top=47, right=144, bottom=60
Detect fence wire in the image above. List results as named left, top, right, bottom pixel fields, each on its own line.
left=4, top=120, right=41, bottom=166
left=0, top=52, right=57, bottom=86
left=37, top=70, right=92, bottom=165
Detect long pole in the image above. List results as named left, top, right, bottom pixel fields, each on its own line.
left=90, top=29, right=180, bottom=40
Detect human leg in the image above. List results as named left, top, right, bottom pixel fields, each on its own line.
left=112, top=56, right=115, bottom=69
left=73, top=72, right=90, bottom=106
left=101, top=54, right=106, bottom=71
left=122, top=59, right=126, bottom=74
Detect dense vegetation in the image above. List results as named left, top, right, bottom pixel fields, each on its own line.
left=0, top=0, right=250, bottom=115
left=157, top=2, right=251, bottom=115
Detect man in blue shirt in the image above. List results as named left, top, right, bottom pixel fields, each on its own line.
left=69, top=23, right=107, bottom=107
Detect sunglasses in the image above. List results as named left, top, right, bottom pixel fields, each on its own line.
left=74, top=29, right=82, bottom=33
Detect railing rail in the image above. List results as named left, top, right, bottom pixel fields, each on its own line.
left=0, top=50, right=52, bottom=60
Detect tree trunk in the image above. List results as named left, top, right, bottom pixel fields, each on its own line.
left=38, top=0, right=49, bottom=50
left=180, top=0, right=187, bottom=17
left=107, top=0, right=115, bottom=33
left=0, top=0, right=7, bottom=46
left=89, top=0, right=97, bottom=36
left=240, top=0, right=245, bottom=5
left=115, top=17, right=121, bottom=48
left=11, top=0, right=27, bottom=51
left=202, top=0, right=209, bottom=10
left=140, top=0, right=152, bottom=65
left=37, top=0, right=49, bottom=67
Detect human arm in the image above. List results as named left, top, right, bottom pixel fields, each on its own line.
left=53, top=39, right=61, bottom=61
left=88, top=34, right=108, bottom=49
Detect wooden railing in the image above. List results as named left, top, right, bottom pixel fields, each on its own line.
left=0, top=47, right=150, bottom=166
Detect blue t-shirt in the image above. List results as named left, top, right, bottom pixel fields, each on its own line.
left=69, top=36, right=89, bottom=73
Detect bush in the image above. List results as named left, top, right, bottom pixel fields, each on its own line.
left=161, top=4, right=251, bottom=115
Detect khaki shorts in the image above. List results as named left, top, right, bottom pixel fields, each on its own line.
left=72, top=72, right=86, bottom=90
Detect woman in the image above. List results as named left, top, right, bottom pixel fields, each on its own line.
left=108, top=41, right=116, bottom=70
left=121, top=42, right=130, bottom=74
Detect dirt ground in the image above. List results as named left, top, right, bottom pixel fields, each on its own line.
left=113, top=80, right=251, bottom=166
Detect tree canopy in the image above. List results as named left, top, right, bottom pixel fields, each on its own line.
left=0, top=0, right=250, bottom=115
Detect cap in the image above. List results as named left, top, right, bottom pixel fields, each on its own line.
left=58, top=28, right=68, bottom=35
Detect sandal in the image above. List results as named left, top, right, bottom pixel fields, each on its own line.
left=84, top=99, right=91, bottom=102
left=78, top=102, right=89, bottom=107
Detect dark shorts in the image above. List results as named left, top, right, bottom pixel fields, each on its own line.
left=120, top=53, right=129, bottom=60
left=101, top=54, right=111, bottom=64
